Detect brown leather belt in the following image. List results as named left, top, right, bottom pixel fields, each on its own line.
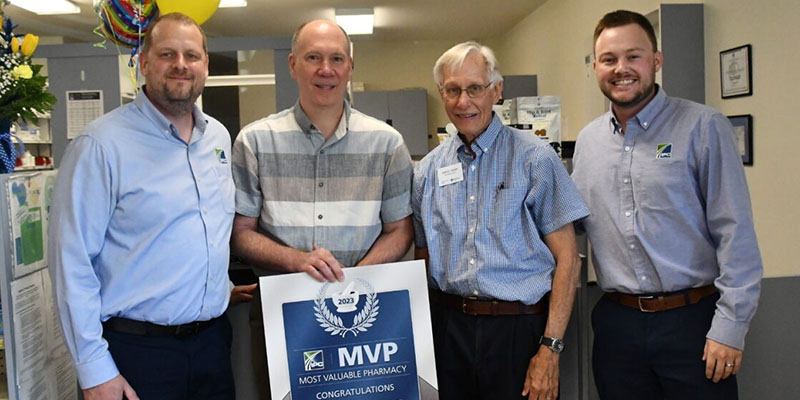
left=429, top=289, right=546, bottom=316
left=605, top=285, right=718, bottom=313
left=103, top=316, right=220, bottom=338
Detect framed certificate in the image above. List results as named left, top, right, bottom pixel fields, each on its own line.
left=720, top=44, right=752, bottom=99
left=728, top=114, right=753, bottom=166
left=259, top=260, right=438, bottom=400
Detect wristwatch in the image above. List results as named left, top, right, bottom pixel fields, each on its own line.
left=539, top=336, right=565, bottom=354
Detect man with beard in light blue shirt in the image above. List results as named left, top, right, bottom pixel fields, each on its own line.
left=49, top=13, right=253, bottom=400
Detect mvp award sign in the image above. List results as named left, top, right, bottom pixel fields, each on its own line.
left=259, top=260, right=438, bottom=400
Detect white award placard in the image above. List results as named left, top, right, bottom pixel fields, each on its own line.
left=259, top=260, right=438, bottom=400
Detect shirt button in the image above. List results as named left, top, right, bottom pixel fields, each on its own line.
left=469, top=259, right=475, bottom=265
left=469, top=227, right=474, bottom=233
left=210, top=241, right=215, bottom=247
left=318, top=215, right=323, bottom=220
left=483, top=147, right=489, bottom=152
left=318, top=182, right=324, bottom=187
left=210, top=274, right=215, bottom=280
left=643, top=122, right=649, bottom=127
left=625, top=211, right=632, bottom=217
left=629, top=244, right=636, bottom=249
left=470, top=165, right=476, bottom=171
left=623, top=178, right=630, bottom=184
left=641, top=276, right=647, bottom=281
left=624, top=146, right=631, bottom=152
left=469, top=195, right=475, bottom=201
left=473, top=290, right=479, bottom=296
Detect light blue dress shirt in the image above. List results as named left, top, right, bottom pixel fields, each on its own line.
left=48, top=90, right=235, bottom=388
left=412, top=115, right=589, bottom=305
left=572, top=87, right=762, bottom=349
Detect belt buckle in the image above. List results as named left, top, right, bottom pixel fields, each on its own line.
left=462, top=296, right=478, bottom=315
left=637, top=295, right=656, bottom=312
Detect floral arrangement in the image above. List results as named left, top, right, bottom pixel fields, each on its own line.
left=0, top=3, right=56, bottom=123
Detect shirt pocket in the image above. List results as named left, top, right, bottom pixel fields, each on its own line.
left=487, top=186, right=528, bottom=256
left=639, top=159, right=692, bottom=212
left=213, top=164, right=235, bottom=214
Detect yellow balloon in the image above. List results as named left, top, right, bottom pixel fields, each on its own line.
left=155, top=0, right=221, bottom=25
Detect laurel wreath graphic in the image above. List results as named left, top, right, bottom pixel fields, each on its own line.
left=314, top=279, right=380, bottom=338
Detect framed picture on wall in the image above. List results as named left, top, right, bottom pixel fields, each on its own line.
left=728, top=114, right=753, bottom=166
left=720, top=44, right=752, bottom=98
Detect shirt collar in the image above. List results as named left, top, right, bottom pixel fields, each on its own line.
left=609, top=85, right=667, bottom=134
left=135, top=86, right=208, bottom=142
left=457, top=113, right=503, bottom=155
left=292, top=99, right=352, bottom=140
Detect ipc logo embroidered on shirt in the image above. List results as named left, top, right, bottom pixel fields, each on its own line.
left=215, top=148, right=228, bottom=164
left=656, top=143, right=673, bottom=159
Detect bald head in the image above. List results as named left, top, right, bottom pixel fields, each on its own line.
left=291, top=19, right=351, bottom=56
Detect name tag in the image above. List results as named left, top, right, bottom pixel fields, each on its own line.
left=437, top=163, right=464, bottom=186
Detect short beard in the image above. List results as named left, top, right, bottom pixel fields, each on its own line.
left=146, top=83, right=201, bottom=117
left=606, top=81, right=656, bottom=109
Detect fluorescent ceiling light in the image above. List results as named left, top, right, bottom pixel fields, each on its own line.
left=335, top=8, right=374, bottom=35
left=10, top=0, right=80, bottom=15
left=219, top=0, right=247, bottom=8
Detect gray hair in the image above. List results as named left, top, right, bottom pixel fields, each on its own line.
left=433, top=41, right=502, bottom=86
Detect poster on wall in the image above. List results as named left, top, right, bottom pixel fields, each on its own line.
left=66, top=90, right=104, bottom=139
left=259, top=260, right=438, bottom=400
left=6, top=171, right=57, bottom=279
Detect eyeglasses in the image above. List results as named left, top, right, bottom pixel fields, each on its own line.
left=441, top=82, right=494, bottom=99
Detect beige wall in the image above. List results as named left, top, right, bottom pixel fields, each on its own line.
left=492, top=0, right=799, bottom=278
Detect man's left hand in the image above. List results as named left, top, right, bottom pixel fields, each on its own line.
left=522, top=346, right=559, bottom=400
left=703, top=338, right=743, bottom=383
left=231, top=283, right=258, bottom=304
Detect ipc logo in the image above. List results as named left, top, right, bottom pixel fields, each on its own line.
left=304, top=350, right=325, bottom=371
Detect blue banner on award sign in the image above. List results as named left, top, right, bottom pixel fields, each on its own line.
left=283, top=278, right=420, bottom=400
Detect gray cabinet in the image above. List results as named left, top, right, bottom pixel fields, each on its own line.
left=353, top=89, right=428, bottom=157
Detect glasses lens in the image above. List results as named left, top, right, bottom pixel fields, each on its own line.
left=444, top=87, right=461, bottom=99
left=467, top=85, right=486, bottom=98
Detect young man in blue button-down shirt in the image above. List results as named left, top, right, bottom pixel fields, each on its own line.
left=572, top=10, right=762, bottom=399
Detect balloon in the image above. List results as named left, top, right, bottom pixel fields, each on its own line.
left=155, top=0, right=220, bottom=25
left=95, top=0, right=158, bottom=48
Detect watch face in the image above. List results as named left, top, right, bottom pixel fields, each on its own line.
left=541, top=336, right=564, bottom=353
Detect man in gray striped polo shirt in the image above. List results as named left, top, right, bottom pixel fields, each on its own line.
left=230, top=19, right=414, bottom=398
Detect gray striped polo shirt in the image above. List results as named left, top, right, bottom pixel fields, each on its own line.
left=232, top=101, right=413, bottom=267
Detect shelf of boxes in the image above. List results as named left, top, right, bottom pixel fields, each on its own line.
left=12, top=113, right=54, bottom=170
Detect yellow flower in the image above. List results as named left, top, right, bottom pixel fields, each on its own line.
left=21, top=34, right=39, bottom=56
left=11, top=36, right=20, bottom=53
left=12, top=65, right=33, bottom=80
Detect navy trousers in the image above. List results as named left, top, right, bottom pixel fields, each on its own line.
left=104, top=316, right=235, bottom=400
left=592, top=293, right=738, bottom=400
left=431, top=302, right=548, bottom=400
